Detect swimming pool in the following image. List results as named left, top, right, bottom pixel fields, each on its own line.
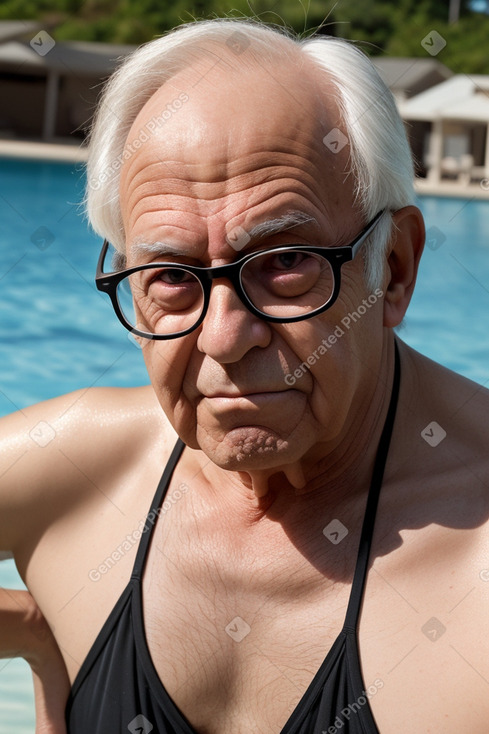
left=0, top=157, right=488, bottom=731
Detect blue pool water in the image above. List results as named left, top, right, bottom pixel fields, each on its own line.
left=0, top=157, right=488, bottom=732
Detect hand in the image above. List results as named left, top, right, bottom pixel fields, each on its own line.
left=31, top=651, right=71, bottom=734
left=25, top=596, right=70, bottom=734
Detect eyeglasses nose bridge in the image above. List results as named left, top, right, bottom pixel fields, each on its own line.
left=199, top=260, right=256, bottom=319
left=200, top=258, right=243, bottom=281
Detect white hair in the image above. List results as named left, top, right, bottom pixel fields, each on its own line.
left=85, top=18, right=416, bottom=289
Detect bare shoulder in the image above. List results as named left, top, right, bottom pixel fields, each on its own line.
left=387, top=340, right=489, bottom=586
left=370, top=342, right=489, bottom=692
left=394, top=341, right=489, bottom=523
left=398, top=339, right=489, bottom=456
left=0, top=385, right=177, bottom=552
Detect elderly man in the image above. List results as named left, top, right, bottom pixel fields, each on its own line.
left=1, top=17, right=488, bottom=734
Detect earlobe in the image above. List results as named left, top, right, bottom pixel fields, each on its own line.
left=383, top=206, right=425, bottom=328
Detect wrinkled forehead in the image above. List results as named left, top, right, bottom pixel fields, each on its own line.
left=119, top=48, right=356, bottom=230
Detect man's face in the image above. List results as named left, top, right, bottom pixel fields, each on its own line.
left=119, top=51, right=387, bottom=474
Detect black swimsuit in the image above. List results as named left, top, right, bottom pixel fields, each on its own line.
left=65, top=344, right=400, bottom=733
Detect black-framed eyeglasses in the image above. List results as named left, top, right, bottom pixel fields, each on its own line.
left=95, top=209, right=386, bottom=340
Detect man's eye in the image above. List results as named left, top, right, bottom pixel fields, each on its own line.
left=157, top=268, right=195, bottom=284
left=272, top=251, right=305, bottom=270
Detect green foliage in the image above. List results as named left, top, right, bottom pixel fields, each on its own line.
left=321, top=0, right=489, bottom=72
left=1, top=0, right=488, bottom=72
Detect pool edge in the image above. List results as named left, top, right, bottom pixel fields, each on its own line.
left=0, top=139, right=88, bottom=163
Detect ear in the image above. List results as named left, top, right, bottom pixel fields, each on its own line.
left=383, top=206, right=425, bottom=328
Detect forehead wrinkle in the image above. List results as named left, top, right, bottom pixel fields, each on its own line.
left=119, top=67, right=356, bottom=249
left=122, top=146, right=328, bottom=195
left=129, top=210, right=321, bottom=261
left=119, top=52, right=350, bottom=199
left=123, top=167, right=337, bottom=225
left=120, top=114, right=349, bottom=221
left=120, top=149, right=180, bottom=198
left=122, top=172, right=331, bottom=239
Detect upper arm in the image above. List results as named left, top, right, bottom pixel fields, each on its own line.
left=0, top=393, right=73, bottom=550
left=0, top=385, right=172, bottom=553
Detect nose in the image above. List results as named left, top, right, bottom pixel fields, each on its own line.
left=196, top=279, right=271, bottom=362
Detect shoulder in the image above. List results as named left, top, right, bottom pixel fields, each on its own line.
left=378, top=344, right=489, bottom=652
left=386, top=340, right=489, bottom=550
left=0, top=383, right=175, bottom=459
left=397, top=339, right=489, bottom=458
left=0, top=385, right=178, bottom=551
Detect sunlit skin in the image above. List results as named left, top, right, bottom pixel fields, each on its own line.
left=3, top=37, right=489, bottom=734
left=119, top=50, right=423, bottom=508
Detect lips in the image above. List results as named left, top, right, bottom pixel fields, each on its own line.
left=203, top=389, right=290, bottom=398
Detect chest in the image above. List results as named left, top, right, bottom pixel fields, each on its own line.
left=139, top=494, right=489, bottom=734
left=142, top=528, right=352, bottom=732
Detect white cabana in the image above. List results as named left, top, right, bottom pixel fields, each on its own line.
left=399, top=75, right=489, bottom=184
left=372, top=57, right=452, bottom=104
left=0, top=28, right=134, bottom=140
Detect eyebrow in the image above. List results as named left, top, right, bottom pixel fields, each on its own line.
left=129, top=211, right=321, bottom=261
left=246, top=211, right=320, bottom=240
left=130, top=241, right=186, bottom=259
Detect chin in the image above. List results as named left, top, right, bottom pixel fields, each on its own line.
left=195, top=425, right=303, bottom=470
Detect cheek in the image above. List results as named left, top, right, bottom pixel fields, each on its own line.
left=283, top=312, right=368, bottom=430
left=141, top=337, right=200, bottom=419
left=308, top=342, right=359, bottom=431
left=304, top=302, right=385, bottom=435
left=334, top=289, right=386, bottom=358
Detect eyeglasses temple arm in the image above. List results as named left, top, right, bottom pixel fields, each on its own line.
left=350, top=209, right=387, bottom=258
left=95, top=239, right=110, bottom=280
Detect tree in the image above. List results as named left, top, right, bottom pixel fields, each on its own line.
left=1, top=0, right=488, bottom=72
